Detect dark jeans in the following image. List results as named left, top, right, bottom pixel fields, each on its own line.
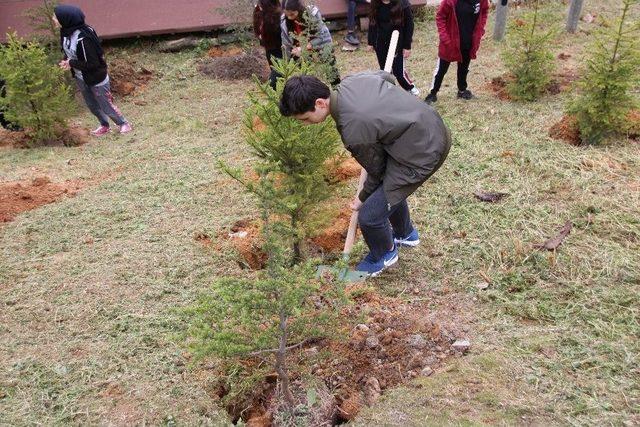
left=429, top=48, right=472, bottom=94
left=358, top=185, right=414, bottom=261
left=374, top=46, right=415, bottom=91
left=347, top=0, right=368, bottom=31
left=265, top=48, right=283, bottom=89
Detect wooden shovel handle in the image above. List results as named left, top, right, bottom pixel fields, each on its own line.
left=343, top=168, right=368, bottom=255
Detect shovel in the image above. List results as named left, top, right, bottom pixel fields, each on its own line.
left=317, top=30, right=400, bottom=282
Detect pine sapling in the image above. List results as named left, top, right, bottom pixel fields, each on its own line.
left=0, top=33, right=71, bottom=145
left=501, top=0, right=555, bottom=101
left=220, top=56, right=340, bottom=264
left=567, top=0, right=640, bottom=145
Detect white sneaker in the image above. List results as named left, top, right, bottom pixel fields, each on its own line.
left=410, top=87, right=421, bottom=97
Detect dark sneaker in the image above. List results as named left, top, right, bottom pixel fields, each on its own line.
left=457, top=89, right=474, bottom=100
left=394, top=228, right=420, bottom=248
left=355, top=245, right=399, bottom=277
left=424, top=93, right=438, bottom=104
left=344, top=32, right=360, bottom=46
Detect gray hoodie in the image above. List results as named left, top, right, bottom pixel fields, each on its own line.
left=280, top=6, right=333, bottom=58
left=330, top=71, right=451, bottom=205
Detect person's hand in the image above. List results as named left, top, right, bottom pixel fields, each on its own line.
left=349, top=196, right=363, bottom=211
left=58, top=59, right=70, bottom=70
left=306, top=42, right=312, bottom=51
left=403, top=49, right=411, bottom=59
left=292, top=46, right=302, bottom=57
left=366, top=45, right=374, bottom=52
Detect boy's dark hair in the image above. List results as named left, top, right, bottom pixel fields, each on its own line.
left=279, top=75, right=331, bottom=116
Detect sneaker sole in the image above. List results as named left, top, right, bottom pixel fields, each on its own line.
left=369, top=253, right=399, bottom=277
left=394, top=238, right=420, bottom=247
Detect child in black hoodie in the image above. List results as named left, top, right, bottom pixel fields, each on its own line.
left=53, top=5, right=131, bottom=136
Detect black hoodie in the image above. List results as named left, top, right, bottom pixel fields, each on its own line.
left=55, top=5, right=108, bottom=86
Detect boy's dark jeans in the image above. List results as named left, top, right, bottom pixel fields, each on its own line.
left=358, top=185, right=414, bottom=261
left=347, top=0, right=368, bottom=31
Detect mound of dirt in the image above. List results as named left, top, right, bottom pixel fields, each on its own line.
left=549, top=115, right=581, bottom=145
left=489, top=70, right=578, bottom=100
left=210, top=285, right=472, bottom=425
left=0, top=176, right=84, bottom=223
left=309, top=207, right=353, bottom=253
left=197, top=49, right=270, bottom=81
left=325, top=157, right=361, bottom=184
left=0, top=124, right=90, bottom=148
left=108, top=58, right=154, bottom=97
left=218, top=219, right=267, bottom=270
left=487, top=76, right=511, bottom=101
left=625, top=109, right=640, bottom=140
left=207, top=46, right=244, bottom=58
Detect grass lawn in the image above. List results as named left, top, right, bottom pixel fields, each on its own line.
left=1, top=1, right=638, bottom=425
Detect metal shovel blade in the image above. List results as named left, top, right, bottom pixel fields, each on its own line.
left=315, top=264, right=369, bottom=282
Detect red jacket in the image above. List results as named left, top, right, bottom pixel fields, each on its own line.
left=436, top=0, right=489, bottom=62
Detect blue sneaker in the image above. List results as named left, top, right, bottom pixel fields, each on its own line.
left=355, top=245, right=399, bottom=277
left=394, top=228, right=420, bottom=247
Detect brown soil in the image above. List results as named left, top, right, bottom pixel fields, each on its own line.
left=625, top=109, right=640, bottom=139
left=0, top=176, right=84, bottom=223
left=325, top=157, right=361, bottom=184
left=487, top=76, right=511, bottom=101
left=210, top=284, right=473, bottom=425
left=207, top=46, right=244, bottom=58
left=108, top=58, right=154, bottom=97
left=489, top=70, right=578, bottom=100
left=0, top=124, right=90, bottom=149
left=309, top=207, right=353, bottom=254
left=549, top=114, right=581, bottom=145
left=217, top=219, right=267, bottom=270
left=197, top=49, right=270, bottom=81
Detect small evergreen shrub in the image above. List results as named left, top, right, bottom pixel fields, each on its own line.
left=0, top=33, right=71, bottom=145
left=567, top=0, right=640, bottom=145
left=501, top=0, right=555, bottom=101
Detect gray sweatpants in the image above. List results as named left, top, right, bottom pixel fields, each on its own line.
left=76, top=78, right=127, bottom=127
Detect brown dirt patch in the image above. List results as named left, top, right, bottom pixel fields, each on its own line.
left=108, top=58, right=154, bottom=97
left=489, top=70, right=578, bottom=99
left=197, top=49, right=270, bottom=81
left=0, top=176, right=84, bottom=223
left=549, top=114, right=581, bottom=145
left=325, top=157, right=361, bottom=184
left=0, top=124, right=89, bottom=148
left=487, top=76, right=511, bottom=101
left=209, top=285, right=473, bottom=425
left=217, top=219, right=267, bottom=270
left=207, top=46, right=244, bottom=58
left=625, top=109, right=640, bottom=139
left=309, top=207, right=353, bottom=254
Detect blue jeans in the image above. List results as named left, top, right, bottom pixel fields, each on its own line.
left=76, top=78, right=127, bottom=127
left=347, top=0, right=368, bottom=31
left=358, top=185, right=414, bottom=260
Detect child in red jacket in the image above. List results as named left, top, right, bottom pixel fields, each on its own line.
left=424, top=0, right=488, bottom=104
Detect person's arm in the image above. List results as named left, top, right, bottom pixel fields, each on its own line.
left=68, top=37, right=102, bottom=72
left=347, top=142, right=388, bottom=202
left=308, top=9, right=333, bottom=49
left=478, top=0, right=490, bottom=36
left=402, top=1, right=414, bottom=50
left=435, top=0, right=452, bottom=44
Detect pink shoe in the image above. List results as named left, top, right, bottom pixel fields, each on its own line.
left=119, top=123, right=132, bottom=134
left=90, top=125, right=110, bottom=136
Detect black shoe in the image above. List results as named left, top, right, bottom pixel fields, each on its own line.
left=344, top=32, right=360, bottom=46
left=424, top=93, right=437, bottom=104
left=457, top=89, right=474, bottom=100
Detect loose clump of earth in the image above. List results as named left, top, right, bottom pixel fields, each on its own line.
left=488, top=70, right=578, bottom=101
left=108, top=58, right=154, bottom=96
left=0, top=124, right=90, bottom=149
left=197, top=49, right=270, bottom=81
left=548, top=114, right=581, bottom=145
left=0, top=176, right=84, bottom=223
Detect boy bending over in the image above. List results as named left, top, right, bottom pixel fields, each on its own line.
left=279, top=71, right=451, bottom=277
